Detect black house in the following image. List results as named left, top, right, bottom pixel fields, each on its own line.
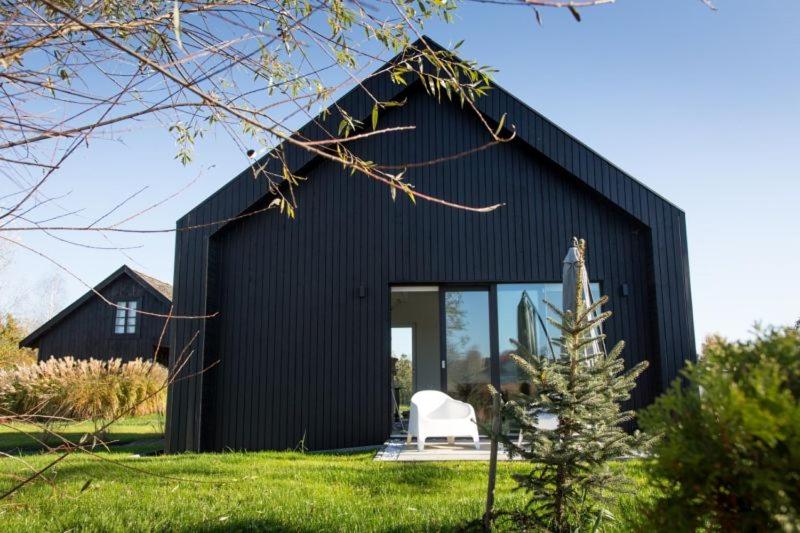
left=166, top=39, right=695, bottom=453
left=21, top=265, right=173, bottom=365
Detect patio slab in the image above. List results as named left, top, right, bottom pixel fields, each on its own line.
left=374, top=437, right=523, bottom=462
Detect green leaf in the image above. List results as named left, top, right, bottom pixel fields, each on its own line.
left=494, top=113, right=507, bottom=137
left=382, top=98, right=406, bottom=108
left=371, top=104, right=379, bottom=131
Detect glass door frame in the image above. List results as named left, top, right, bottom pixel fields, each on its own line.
left=437, top=284, right=501, bottom=394
left=388, top=280, right=603, bottom=433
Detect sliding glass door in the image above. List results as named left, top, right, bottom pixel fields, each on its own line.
left=390, top=281, right=601, bottom=432
left=444, top=288, right=493, bottom=427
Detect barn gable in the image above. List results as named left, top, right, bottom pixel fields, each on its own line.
left=21, top=265, right=172, bottom=362
left=166, top=37, right=695, bottom=453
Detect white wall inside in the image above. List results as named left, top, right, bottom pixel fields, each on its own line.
left=391, top=289, right=440, bottom=392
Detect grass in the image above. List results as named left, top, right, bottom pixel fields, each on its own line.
left=0, top=414, right=164, bottom=453
left=0, top=447, right=653, bottom=531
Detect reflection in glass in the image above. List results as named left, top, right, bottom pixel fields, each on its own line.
left=390, top=327, right=413, bottom=408
left=497, top=283, right=600, bottom=401
left=445, top=290, right=492, bottom=427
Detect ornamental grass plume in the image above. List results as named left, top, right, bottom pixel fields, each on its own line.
left=0, top=357, right=167, bottom=428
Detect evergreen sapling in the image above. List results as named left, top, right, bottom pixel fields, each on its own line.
left=490, top=239, right=652, bottom=531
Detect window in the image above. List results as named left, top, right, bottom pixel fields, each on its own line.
left=114, top=300, right=138, bottom=334
left=444, top=289, right=492, bottom=427
left=497, top=283, right=600, bottom=398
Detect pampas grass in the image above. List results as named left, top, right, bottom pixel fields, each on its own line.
left=0, top=357, right=167, bottom=427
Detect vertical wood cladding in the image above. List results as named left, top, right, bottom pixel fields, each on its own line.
left=166, top=44, right=695, bottom=452
left=31, top=274, right=171, bottom=362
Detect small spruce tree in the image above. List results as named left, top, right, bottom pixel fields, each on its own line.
left=493, top=239, right=651, bottom=531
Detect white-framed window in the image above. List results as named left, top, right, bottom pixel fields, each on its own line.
left=114, top=300, right=138, bottom=334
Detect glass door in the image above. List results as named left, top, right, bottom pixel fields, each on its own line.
left=443, top=288, right=493, bottom=427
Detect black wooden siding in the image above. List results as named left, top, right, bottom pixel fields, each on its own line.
left=166, top=42, right=695, bottom=452
left=32, top=274, right=171, bottom=362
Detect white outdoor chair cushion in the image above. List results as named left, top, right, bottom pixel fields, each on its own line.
left=407, top=390, right=480, bottom=451
left=428, top=400, right=472, bottom=420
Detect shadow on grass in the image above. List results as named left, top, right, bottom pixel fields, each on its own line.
left=0, top=431, right=163, bottom=455
left=181, top=518, right=464, bottom=533
left=181, top=517, right=335, bottom=533
left=1, top=448, right=487, bottom=502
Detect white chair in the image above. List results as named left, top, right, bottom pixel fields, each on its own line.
left=407, top=390, right=480, bottom=451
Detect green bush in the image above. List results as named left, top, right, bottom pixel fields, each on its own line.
left=0, top=313, right=37, bottom=369
left=640, top=326, right=800, bottom=531
left=0, top=357, right=167, bottom=426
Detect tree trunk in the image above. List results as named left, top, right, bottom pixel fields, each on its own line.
left=483, top=393, right=501, bottom=531
left=554, top=463, right=566, bottom=532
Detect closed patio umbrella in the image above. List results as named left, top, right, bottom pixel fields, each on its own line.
left=562, top=238, right=603, bottom=362
left=517, top=290, right=555, bottom=360
left=517, top=291, right=538, bottom=357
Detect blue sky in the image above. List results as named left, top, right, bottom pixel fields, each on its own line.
left=5, top=0, right=799, bottom=346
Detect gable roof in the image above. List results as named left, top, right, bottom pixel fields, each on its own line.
left=179, top=36, right=684, bottom=234
left=133, top=269, right=173, bottom=300
left=19, top=265, right=172, bottom=348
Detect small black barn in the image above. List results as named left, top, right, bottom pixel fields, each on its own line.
left=166, top=39, right=695, bottom=453
left=21, top=265, right=172, bottom=365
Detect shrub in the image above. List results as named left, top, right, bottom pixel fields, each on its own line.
left=0, top=357, right=167, bottom=428
left=640, top=326, right=800, bottom=531
left=0, top=313, right=37, bottom=369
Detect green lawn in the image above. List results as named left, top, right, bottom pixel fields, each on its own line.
left=0, top=447, right=654, bottom=531
left=0, top=414, right=164, bottom=453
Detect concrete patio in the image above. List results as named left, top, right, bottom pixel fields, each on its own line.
left=374, top=436, right=523, bottom=462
